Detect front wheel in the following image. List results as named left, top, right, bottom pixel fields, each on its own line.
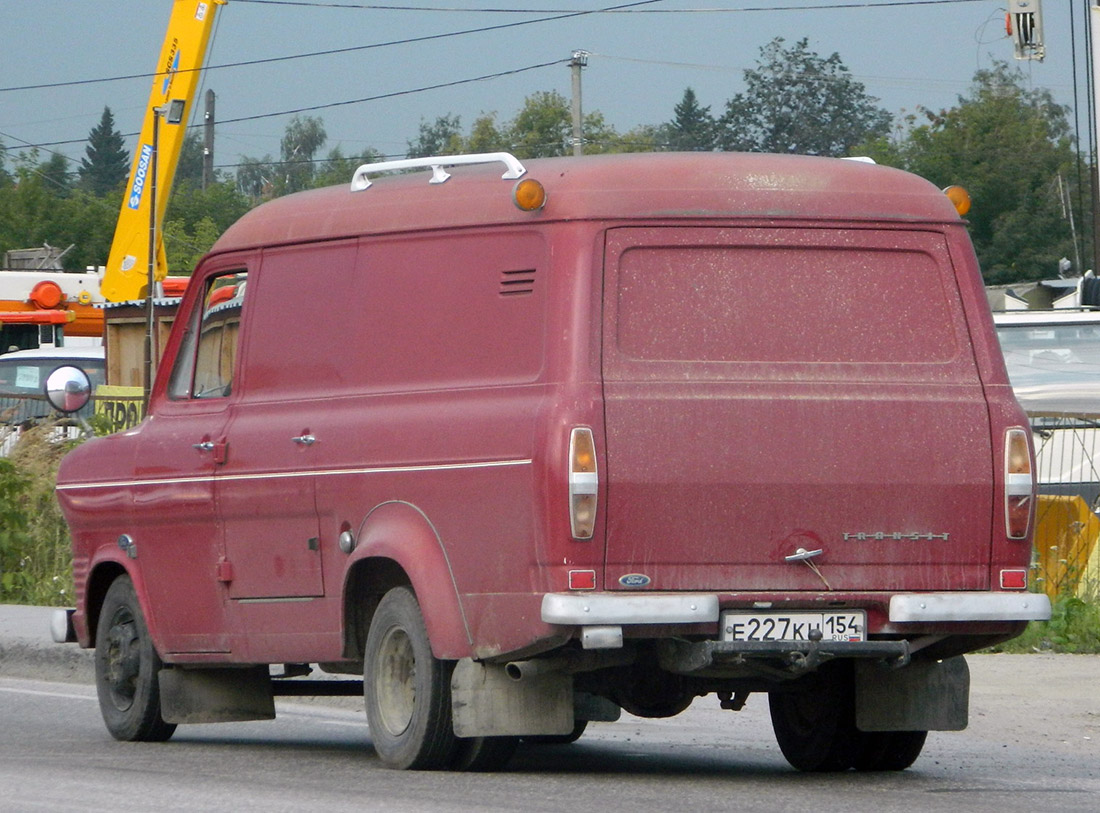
left=94, top=575, right=176, bottom=742
left=364, top=587, right=456, bottom=770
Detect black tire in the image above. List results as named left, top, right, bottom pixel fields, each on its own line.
left=852, top=730, right=927, bottom=771
left=94, top=575, right=176, bottom=742
left=450, top=735, right=518, bottom=771
left=364, top=587, right=457, bottom=770
left=768, top=663, right=858, bottom=772
left=525, top=719, right=589, bottom=745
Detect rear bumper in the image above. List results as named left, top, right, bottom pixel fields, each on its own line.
left=541, top=591, right=1051, bottom=627
left=888, top=592, right=1051, bottom=622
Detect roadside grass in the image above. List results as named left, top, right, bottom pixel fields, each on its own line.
left=987, top=589, right=1100, bottom=654
left=0, top=423, right=78, bottom=606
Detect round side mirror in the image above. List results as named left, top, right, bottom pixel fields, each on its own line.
left=45, top=365, right=92, bottom=414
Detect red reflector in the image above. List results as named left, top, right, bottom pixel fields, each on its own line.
left=1000, top=569, right=1028, bottom=590
left=568, top=570, right=596, bottom=590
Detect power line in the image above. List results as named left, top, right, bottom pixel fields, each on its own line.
left=0, top=0, right=663, bottom=93
left=0, top=59, right=567, bottom=154
left=232, top=0, right=987, bottom=11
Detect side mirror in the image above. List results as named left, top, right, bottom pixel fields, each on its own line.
left=45, top=365, right=92, bottom=414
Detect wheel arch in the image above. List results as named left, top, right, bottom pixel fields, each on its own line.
left=82, top=558, right=132, bottom=648
left=341, top=501, right=473, bottom=661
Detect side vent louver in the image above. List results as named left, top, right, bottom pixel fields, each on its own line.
left=500, top=268, right=536, bottom=296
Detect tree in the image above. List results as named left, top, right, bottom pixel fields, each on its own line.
left=279, top=115, right=327, bottom=195
left=312, top=145, right=385, bottom=188
left=176, top=129, right=205, bottom=187
left=666, top=88, right=715, bottom=151
left=505, top=91, right=573, bottom=158
left=78, top=107, right=129, bottom=196
left=873, top=62, right=1082, bottom=283
left=718, top=38, right=891, bottom=156
left=407, top=114, right=464, bottom=158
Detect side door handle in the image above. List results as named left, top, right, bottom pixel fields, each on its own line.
left=192, top=439, right=228, bottom=464
left=292, top=434, right=316, bottom=446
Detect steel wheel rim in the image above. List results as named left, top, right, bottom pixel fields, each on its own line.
left=374, top=626, right=416, bottom=736
left=102, top=607, right=140, bottom=711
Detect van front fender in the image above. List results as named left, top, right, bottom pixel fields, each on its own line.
left=348, top=500, right=473, bottom=659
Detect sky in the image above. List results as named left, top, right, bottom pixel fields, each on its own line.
left=0, top=0, right=1092, bottom=179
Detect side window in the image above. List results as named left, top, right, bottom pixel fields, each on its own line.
left=167, top=271, right=248, bottom=400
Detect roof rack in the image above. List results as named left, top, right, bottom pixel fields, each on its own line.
left=350, top=152, right=527, bottom=192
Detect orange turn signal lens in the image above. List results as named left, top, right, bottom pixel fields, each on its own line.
left=513, top=178, right=547, bottom=211
left=943, top=185, right=971, bottom=216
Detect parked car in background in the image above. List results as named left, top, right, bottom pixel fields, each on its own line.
left=0, top=345, right=105, bottom=450
left=994, top=310, right=1100, bottom=504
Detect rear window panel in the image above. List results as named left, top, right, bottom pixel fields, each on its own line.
left=606, top=226, right=976, bottom=383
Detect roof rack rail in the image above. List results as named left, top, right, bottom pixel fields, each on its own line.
left=350, top=152, right=527, bottom=191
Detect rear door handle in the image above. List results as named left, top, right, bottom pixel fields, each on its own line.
left=192, top=441, right=215, bottom=452
left=292, top=434, right=316, bottom=446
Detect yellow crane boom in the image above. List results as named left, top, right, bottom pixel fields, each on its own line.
left=101, top=0, right=227, bottom=303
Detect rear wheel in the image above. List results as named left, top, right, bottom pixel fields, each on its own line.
left=768, top=663, right=858, bottom=772
left=364, top=587, right=456, bottom=770
left=450, top=735, right=518, bottom=771
left=525, top=719, right=588, bottom=745
left=852, top=730, right=927, bottom=771
left=94, top=575, right=176, bottom=742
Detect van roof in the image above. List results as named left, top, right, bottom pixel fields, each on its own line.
left=211, top=152, right=961, bottom=255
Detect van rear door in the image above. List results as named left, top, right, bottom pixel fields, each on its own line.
left=600, top=227, right=993, bottom=593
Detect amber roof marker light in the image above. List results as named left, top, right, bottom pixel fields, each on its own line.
left=513, top=177, right=547, bottom=212
left=943, top=185, right=971, bottom=216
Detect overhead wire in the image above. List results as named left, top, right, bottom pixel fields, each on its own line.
left=0, top=0, right=663, bottom=94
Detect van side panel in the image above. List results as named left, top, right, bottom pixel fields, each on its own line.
left=304, top=230, right=556, bottom=659
left=600, top=226, right=994, bottom=598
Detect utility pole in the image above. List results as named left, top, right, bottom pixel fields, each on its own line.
left=203, top=89, right=216, bottom=190
left=570, top=50, right=589, bottom=157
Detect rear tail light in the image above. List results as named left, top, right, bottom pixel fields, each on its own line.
left=1004, top=427, right=1034, bottom=540
left=569, top=427, right=598, bottom=540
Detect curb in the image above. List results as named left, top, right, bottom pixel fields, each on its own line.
left=0, top=604, right=94, bottom=684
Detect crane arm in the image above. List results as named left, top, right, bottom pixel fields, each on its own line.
left=101, top=0, right=227, bottom=303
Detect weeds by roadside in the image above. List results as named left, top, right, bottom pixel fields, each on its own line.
left=988, top=591, right=1100, bottom=654
left=0, top=422, right=80, bottom=606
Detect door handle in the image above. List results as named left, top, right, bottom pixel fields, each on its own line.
left=784, top=547, right=823, bottom=562
left=192, top=441, right=215, bottom=452
left=291, top=434, right=316, bottom=446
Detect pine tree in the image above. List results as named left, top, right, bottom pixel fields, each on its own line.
left=667, top=88, right=715, bottom=151
left=78, top=107, right=129, bottom=196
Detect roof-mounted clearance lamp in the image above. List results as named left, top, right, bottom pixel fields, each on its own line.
left=943, top=185, right=971, bottom=216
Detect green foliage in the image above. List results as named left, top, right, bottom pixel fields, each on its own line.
left=407, top=114, right=465, bottom=158
left=176, top=129, right=206, bottom=187
left=666, top=88, right=716, bottom=151
left=871, top=61, right=1082, bottom=284
left=0, top=154, right=117, bottom=270
left=990, top=595, right=1100, bottom=654
left=0, top=424, right=76, bottom=606
left=719, top=37, right=892, bottom=156
left=78, top=107, right=128, bottom=197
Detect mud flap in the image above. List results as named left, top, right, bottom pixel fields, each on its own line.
left=855, top=656, right=969, bottom=732
left=159, top=666, right=276, bottom=724
left=451, top=658, right=573, bottom=738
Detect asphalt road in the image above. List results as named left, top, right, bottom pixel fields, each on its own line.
left=1, top=604, right=1098, bottom=812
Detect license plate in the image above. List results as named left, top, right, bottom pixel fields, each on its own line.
left=720, top=611, right=866, bottom=643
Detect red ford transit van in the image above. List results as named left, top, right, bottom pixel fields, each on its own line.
left=54, top=151, right=1049, bottom=772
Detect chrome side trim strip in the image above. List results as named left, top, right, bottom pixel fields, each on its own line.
left=889, top=592, right=1052, bottom=623
left=541, top=593, right=719, bottom=626
left=56, top=458, right=533, bottom=491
